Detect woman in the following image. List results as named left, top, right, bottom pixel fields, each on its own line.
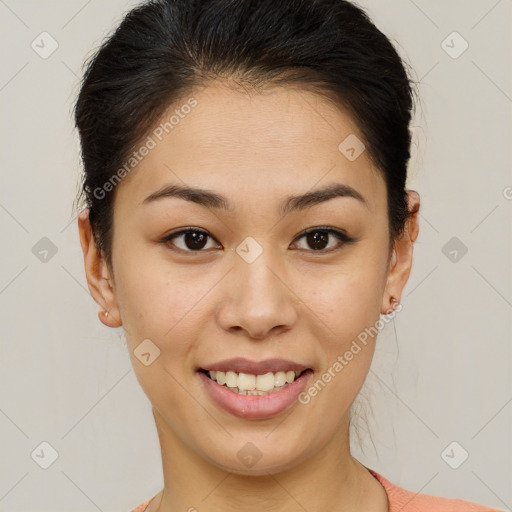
left=74, top=0, right=503, bottom=510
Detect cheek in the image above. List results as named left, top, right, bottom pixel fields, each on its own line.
left=115, top=264, right=204, bottom=412
left=302, top=273, right=382, bottom=416
left=306, top=250, right=387, bottom=397
left=113, top=244, right=204, bottom=341
left=313, top=261, right=385, bottom=339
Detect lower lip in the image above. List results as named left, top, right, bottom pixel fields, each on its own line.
left=198, top=370, right=313, bottom=420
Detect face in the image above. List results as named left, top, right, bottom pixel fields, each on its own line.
left=79, top=81, right=419, bottom=476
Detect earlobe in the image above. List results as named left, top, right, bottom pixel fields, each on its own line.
left=98, top=308, right=119, bottom=328
left=78, top=209, right=122, bottom=328
left=380, top=190, right=420, bottom=315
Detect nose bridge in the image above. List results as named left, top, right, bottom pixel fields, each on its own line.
left=217, top=237, right=298, bottom=338
left=239, top=249, right=281, bottom=299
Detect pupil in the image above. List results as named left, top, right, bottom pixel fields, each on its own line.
left=307, top=230, right=328, bottom=250
left=185, top=231, right=207, bottom=250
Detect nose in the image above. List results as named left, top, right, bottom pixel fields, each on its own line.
left=215, top=247, right=299, bottom=340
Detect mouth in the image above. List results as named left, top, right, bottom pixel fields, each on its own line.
left=197, top=366, right=314, bottom=420
left=198, top=368, right=312, bottom=396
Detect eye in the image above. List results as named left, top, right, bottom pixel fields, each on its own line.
left=160, top=228, right=220, bottom=253
left=160, top=226, right=357, bottom=254
left=291, top=227, right=357, bottom=253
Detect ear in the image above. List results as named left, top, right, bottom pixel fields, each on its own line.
left=78, top=208, right=122, bottom=327
left=381, top=190, right=420, bottom=315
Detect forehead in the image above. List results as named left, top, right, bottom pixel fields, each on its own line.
left=114, top=82, right=386, bottom=214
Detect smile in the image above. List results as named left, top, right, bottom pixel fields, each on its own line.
left=198, top=367, right=314, bottom=420
left=200, top=369, right=308, bottom=395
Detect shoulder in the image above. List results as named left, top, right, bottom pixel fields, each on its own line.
left=129, top=498, right=152, bottom=512
left=367, top=468, right=505, bottom=512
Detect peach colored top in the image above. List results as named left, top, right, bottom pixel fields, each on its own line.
left=129, top=467, right=504, bottom=512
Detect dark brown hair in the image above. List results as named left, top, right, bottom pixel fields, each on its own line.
left=74, top=0, right=416, bottom=270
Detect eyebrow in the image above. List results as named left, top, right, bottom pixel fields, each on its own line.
left=141, top=182, right=368, bottom=215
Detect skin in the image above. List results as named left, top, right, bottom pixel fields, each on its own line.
left=78, top=81, right=420, bottom=512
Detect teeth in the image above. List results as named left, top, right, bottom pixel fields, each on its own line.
left=206, top=369, right=305, bottom=393
left=230, top=386, right=287, bottom=395
left=274, top=371, right=287, bottom=387
left=237, top=373, right=256, bottom=390
left=256, top=372, right=275, bottom=391
left=225, top=371, right=238, bottom=388
left=286, top=370, right=296, bottom=383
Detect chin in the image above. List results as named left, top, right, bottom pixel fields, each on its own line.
left=201, top=440, right=312, bottom=477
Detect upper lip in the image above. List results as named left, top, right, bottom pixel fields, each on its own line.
left=200, top=358, right=311, bottom=375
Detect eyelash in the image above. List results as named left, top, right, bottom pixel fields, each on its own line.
left=160, top=226, right=357, bottom=255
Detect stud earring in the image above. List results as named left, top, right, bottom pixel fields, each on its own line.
left=104, top=311, right=109, bottom=318
left=383, top=297, right=400, bottom=316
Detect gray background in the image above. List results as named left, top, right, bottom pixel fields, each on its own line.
left=0, top=0, right=510, bottom=511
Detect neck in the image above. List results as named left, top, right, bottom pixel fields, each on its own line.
left=147, top=408, right=388, bottom=512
